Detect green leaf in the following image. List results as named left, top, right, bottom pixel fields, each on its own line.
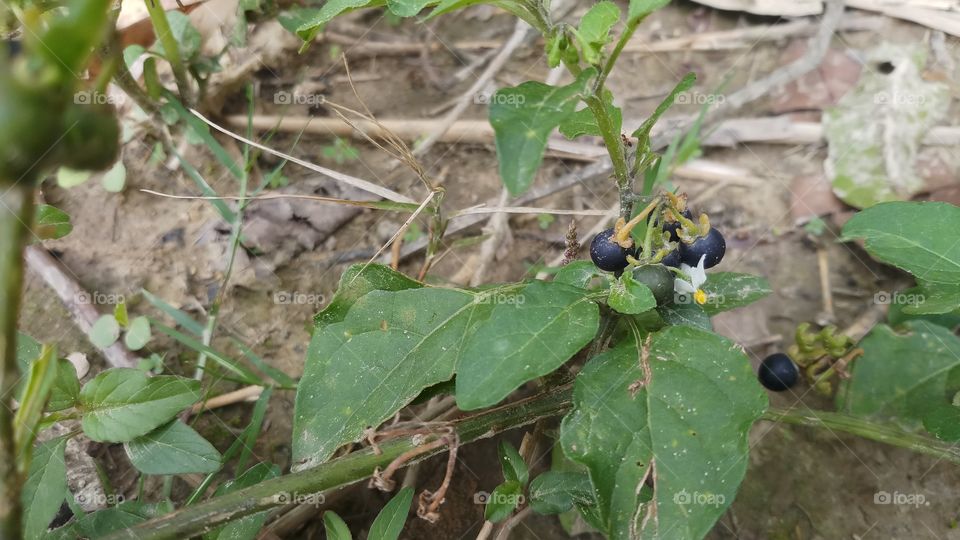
left=47, top=359, right=80, bottom=412
left=700, top=272, right=771, bottom=316
left=631, top=72, right=695, bottom=147
left=151, top=322, right=263, bottom=386
left=277, top=8, right=324, bottom=41
left=560, top=325, right=766, bottom=538
left=456, top=281, right=600, bottom=410
left=125, top=420, right=221, bottom=474
left=902, top=282, right=960, bottom=315
left=608, top=272, right=657, bottom=315
left=528, top=470, right=596, bottom=515
left=490, top=68, right=595, bottom=196
left=158, top=12, right=202, bottom=60
left=427, top=0, right=544, bottom=30
left=574, top=1, right=620, bottom=64
left=33, top=204, right=73, bottom=240
left=628, top=0, right=670, bottom=22
left=554, top=261, right=603, bottom=289
left=559, top=89, right=622, bottom=139
left=101, top=161, right=126, bottom=193
left=841, top=202, right=960, bottom=285
left=79, top=369, right=201, bottom=442
left=295, top=0, right=384, bottom=37
left=124, top=316, right=152, bottom=351
left=123, top=44, right=147, bottom=68
left=89, top=315, right=120, bottom=348
left=484, top=481, right=523, bottom=523
left=206, top=462, right=281, bottom=540
left=368, top=487, right=413, bottom=540
left=386, top=0, right=435, bottom=16
left=838, top=321, right=960, bottom=440
left=498, top=441, right=529, bottom=486
left=314, top=263, right=422, bottom=330
left=657, top=302, right=711, bottom=330
left=73, top=502, right=173, bottom=538
left=142, top=289, right=205, bottom=335
left=293, top=287, right=492, bottom=470
left=15, top=346, right=58, bottom=461
left=56, top=167, right=91, bottom=188
left=114, top=302, right=129, bottom=328
left=323, top=512, right=353, bottom=540
left=22, top=436, right=69, bottom=540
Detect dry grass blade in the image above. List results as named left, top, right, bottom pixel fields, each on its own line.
left=188, top=109, right=416, bottom=204
left=138, top=189, right=420, bottom=212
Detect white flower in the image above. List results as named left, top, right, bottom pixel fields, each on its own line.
left=674, top=254, right=708, bottom=305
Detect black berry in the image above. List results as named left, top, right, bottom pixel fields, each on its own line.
left=659, top=209, right=693, bottom=242
left=660, top=249, right=681, bottom=268
left=591, top=228, right=632, bottom=272
left=679, top=228, right=726, bottom=268
left=758, top=353, right=799, bottom=391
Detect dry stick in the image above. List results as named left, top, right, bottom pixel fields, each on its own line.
left=493, top=507, right=533, bottom=540
left=413, top=19, right=534, bottom=157
left=470, top=190, right=511, bottom=287
left=817, top=246, right=836, bottom=323
left=188, top=385, right=263, bottom=415
left=23, top=246, right=139, bottom=369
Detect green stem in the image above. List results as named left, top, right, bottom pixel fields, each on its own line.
left=105, top=385, right=573, bottom=540
left=0, top=182, right=33, bottom=540
left=760, top=408, right=960, bottom=465
left=584, top=95, right=631, bottom=217
left=595, top=20, right=639, bottom=94
left=144, top=0, right=192, bottom=105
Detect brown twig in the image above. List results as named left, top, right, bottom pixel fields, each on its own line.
left=417, top=432, right=459, bottom=523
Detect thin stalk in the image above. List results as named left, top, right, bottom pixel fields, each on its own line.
left=105, top=386, right=573, bottom=540
left=144, top=0, right=192, bottom=105
left=0, top=182, right=34, bottom=540
left=584, top=95, right=631, bottom=217
left=761, top=408, right=960, bottom=464
left=595, top=20, right=639, bottom=93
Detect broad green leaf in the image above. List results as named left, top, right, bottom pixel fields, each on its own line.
left=323, top=512, right=353, bottom=540
left=901, top=282, right=960, bottom=315
left=47, top=359, right=80, bottom=412
left=314, top=263, right=421, bottom=330
left=657, top=302, right=711, bottom=330
left=89, top=315, right=120, bottom=348
left=427, top=0, right=544, bottom=31
left=631, top=72, right=695, bottom=146
left=277, top=8, right=323, bottom=41
left=124, top=316, right=152, bottom=351
left=22, top=436, right=69, bottom=540
left=206, top=462, right=281, bottom=540
left=841, top=202, right=960, bottom=284
left=125, top=420, right=221, bottom=474
left=608, top=272, right=657, bottom=315
left=554, top=261, right=603, bottom=289
left=700, top=272, right=771, bottom=316
left=490, top=68, right=595, bottom=196
left=824, top=46, right=949, bottom=208
left=628, top=0, right=670, bottom=22
left=559, top=89, right=622, bottom=139
left=33, top=204, right=72, bottom=240
left=56, top=167, right=91, bottom=188
left=368, top=487, right=413, bottom=540
left=485, top=481, right=523, bottom=523
left=838, top=321, right=960, bottom=440
left=123, top=44, right=147, bottom=68
left=386, top=0, right=435, bottom=16
left=79, top=369, right=201, bottom=442
left=456, top=281, right=600, bottom=410
left=498, top=441, right=528, bottom=486
left=528, top=471, right=596, bottom=515
left=574, top=1, right=620, bottom=64
left=73, top=502, right=173, bottom=538
left=293, top=287, right=492, bottom=470
left=295, top=0, right=384, bottom=36
left=561, top=325, right=766, bottom=538
left=101, top=161, right=126, bottom=193
left=888, top=289, right=960, bottom=329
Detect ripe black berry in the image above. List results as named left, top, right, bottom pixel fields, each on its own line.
left=591, top=228, right=631, bottom=272
left=679, top=228, right=725, bottom=268
left=758, top=353, right=799, bottom=391
left=660, top=209, right=693, bottom=242
left=660, top=249, right=681, bottom=268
